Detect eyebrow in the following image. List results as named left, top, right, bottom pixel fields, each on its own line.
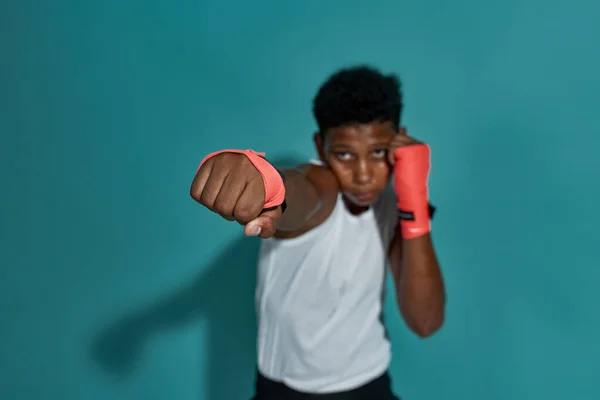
left=369, top=142, right=390, bottom=148
left=328, top=144, right=389, bottom=154
left=329, top=144, right=353, bottom=150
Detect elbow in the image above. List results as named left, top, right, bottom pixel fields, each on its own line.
left=396, top=280, right=447, bottom=338
left=410, top=314, right=444, bottom=338
left=401, top=304, right=445, bottom=338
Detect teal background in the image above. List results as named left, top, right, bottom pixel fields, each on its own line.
left=2, top=0, right=599, bottom=399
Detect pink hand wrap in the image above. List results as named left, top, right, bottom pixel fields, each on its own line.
left=393, top=144, right=432, bottom=239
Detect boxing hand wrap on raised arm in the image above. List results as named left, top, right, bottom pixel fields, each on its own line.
left=393, top=144, right=435, bottom=239
left=198, top=149, right=287, bottom=212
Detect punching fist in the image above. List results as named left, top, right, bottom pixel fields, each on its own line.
left=190, top=150, right=286, bottom=238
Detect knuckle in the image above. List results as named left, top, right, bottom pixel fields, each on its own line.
left=213, top=198, right=232, bottom=217
left=190, top=186, right=200, bottom=201
left=199, top=190, right=215, bottom=208
left=234, top=203, right=258, bottom=223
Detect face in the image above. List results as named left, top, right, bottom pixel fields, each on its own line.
left=314, top=121, right=396, bottom=211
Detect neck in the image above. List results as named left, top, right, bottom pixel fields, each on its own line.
left=342, top=195, right=370, bottom=215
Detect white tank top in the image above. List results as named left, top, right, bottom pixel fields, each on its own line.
left=255, top=170, right=398, bottom=393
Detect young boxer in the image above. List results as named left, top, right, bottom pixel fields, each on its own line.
left=190, top=66, right=446, bottom=400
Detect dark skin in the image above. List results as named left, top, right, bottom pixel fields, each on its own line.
left=190, top=121, right=445, bottom=337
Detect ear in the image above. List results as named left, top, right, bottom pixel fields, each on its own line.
left=313, top=132, right=326, bottom=161
left=397, top=126, right=407, bottom=136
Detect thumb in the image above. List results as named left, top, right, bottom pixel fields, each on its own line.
left=244, top=207, right=282, bottom=238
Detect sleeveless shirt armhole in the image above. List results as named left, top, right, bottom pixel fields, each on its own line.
left=266, top=158, right=331, bottom=246
left=373, top=184, right=399, bottom=249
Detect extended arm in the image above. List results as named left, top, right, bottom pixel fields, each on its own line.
left=190, top=152, right=338, bottom=239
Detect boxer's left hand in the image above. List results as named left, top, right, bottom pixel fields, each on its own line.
left=387, top=126, right=425, bottom=165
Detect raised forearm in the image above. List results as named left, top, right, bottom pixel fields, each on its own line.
left=391, top=233, right=446, bottom=337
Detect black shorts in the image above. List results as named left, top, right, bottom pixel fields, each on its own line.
left=252, top=370, right=401, bottom=400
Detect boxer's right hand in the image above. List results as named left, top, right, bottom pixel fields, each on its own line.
left=190, top=153, right=283, bottom=238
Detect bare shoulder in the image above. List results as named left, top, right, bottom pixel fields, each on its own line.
left=299, top=163, right=340, bottom=224
left=297, top=163, right=339, bottom=195
left=274, top=163, right=339, bottom=239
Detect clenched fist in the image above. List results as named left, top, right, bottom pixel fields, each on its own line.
left=190, top=152, right=284, bottom=238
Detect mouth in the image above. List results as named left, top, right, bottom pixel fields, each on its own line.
left=350, top=191, right=378, bottom=203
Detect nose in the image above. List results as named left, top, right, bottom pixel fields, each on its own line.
left=353, top=160, right=373, bottom=185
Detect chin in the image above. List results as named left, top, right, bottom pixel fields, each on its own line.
left=343, top=192, right=380, bottom=209
left=350, top=198, right=376, bottom=207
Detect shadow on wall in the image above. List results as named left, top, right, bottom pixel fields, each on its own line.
left=88, top=155, right=306, bottom=400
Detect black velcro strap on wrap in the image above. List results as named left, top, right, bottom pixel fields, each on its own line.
left=398, top=203, right=436, bottom=221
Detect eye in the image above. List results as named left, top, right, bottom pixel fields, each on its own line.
left=372, top=149, right=387, bottom=158
left=335, top=151, right=352, bottom=161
